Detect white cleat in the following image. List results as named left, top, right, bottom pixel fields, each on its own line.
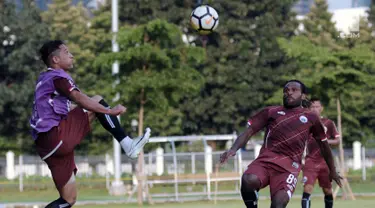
left=125, top=127, right=151, bottom=159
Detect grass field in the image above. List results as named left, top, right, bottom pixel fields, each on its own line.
left=74, top=198, right=375, bottom=208
left=2, top=180, right=375, bottom=203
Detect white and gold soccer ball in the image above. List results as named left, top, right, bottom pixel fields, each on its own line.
left=190, top=5, right=219, bottom=35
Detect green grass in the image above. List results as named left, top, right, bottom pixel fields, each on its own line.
left=1, top=181, right=374, bottom=203
left=75, top=198, right=375, bottom=208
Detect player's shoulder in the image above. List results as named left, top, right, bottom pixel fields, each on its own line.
left=302, top=108, right=320, bottom=122
left=264, top=105, right=284, bottom=112
left=43, top=69, right=72, bottom=80
left=321, top=117, right=336, bottom=126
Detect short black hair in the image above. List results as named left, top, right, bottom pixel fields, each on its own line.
left=39, top=40, right=65, bottom=66
left=310, top=97, right=321, bottom=103
left=284, top=79, right=307, bottom=94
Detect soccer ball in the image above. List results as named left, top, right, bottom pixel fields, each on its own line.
left=190, top=5, right=219, bottom=35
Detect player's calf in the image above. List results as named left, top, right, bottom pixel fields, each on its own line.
left=302, top=184, right=313, bottom=208
left=271, top=190, right=290, bottom=208
left=241, top=174, right=261, bottom=208
left=45, top=197, right=72, bottom=208
left=322, top=187, right=333, bottom=208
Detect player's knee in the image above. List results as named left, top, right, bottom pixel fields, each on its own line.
left=62, top=190, right=77, bottom=206
left=241, top=174, right=261, bottom=190
left=271, top=190, right=290, bottom=208
left=322, top=187, right=332, bottom=195
left=91, top=95, right=103, bottom=102
left=304, top=184, right=314, bottom=193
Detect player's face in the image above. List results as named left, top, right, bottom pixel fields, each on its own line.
left=283, top=82, right=303, bottom=108
left=309, top=101, right=323, bottom=116
left=52, top=44, right=74, bottom=70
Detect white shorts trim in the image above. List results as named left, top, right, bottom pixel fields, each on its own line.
left=41, top=140, right=63, bottom=160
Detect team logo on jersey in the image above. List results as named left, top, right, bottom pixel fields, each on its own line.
left=277, top=111, right=286, bottom=115
left=299, top=116, right=308, bottom=123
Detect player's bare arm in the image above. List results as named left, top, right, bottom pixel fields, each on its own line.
left=327, top=137, right=340, bottom=145
left=327, top=122, right=340, bottom=145
left=220, top=108, right=269, bottom=164
left=69, top=90, right=126, bottom=116
left=220, top=127, right=256, bottom=164
left=312, top=119, right=342, bottom=187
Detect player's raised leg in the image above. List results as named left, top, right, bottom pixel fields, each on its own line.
left=241, top=160, right=271, bottom=208
left=241, top=174, right=261, bottom=208
left=271, top=190, right=290, bottom=208
left=270, top=171, right=298, bottom=208
left=87, top=95, right=151, bottom=159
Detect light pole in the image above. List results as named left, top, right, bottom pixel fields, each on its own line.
left=110, top=0, right=125, bottom=196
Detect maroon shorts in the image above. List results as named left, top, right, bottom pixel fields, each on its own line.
left=35, top=107, right=90, bottom=190
left=244, top=159, right=299, bottom=199
left=302, top=160, right=332, bottom=189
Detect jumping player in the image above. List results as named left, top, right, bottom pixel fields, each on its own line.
left=220, top=80, right=342, bottom=208
left=301, top=98, right=340, bottom=208
left=29, top=40, right=151, bottom=208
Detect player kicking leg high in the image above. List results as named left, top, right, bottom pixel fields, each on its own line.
left=301, top=98, right=340, bottom=208
left=29, top=40, right=151, bottom=208
left=220, top=80, right=342, bottom=208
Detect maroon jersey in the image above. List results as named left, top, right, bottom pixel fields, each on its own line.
left=305, top=118, right=339, bottom=163
left=247, top=106, right=326, bottom=173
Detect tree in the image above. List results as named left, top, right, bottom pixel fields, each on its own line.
left=269, top=0, right=375, bottom=145
left=301, top=0, right=342, bottom=47
left=95, top=19, right=206, bottom=141
left=40, top=1, right=117, bottom=154
left=278, top=35, right=374, bottom=199
left=181, top=0, right=299, bottom=139
left=0, top=1, right=50, bottom=154
left=41, top=0, right=96, bottom=85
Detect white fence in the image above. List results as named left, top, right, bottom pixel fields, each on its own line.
left=1, top=138, right=374, bottom=203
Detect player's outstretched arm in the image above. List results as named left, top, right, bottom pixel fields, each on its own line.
left=69, top=91, right=125, bottom=116
left=312, top=120, right=342, bottom=187
left=220, top=107, right=269, bottom=164
left=220, top=127, right=255, bottom=164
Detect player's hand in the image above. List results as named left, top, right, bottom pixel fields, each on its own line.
left=330, top=171, right=343, bottom=187
left=108, top=104, right=127, bottom=116
left=219, top=149, right=237, bottom=165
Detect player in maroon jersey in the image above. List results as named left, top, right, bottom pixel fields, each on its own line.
left=301, top=98, right=340, bottom=208
left=220, top=80, right=342, bottom=208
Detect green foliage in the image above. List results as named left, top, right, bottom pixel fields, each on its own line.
left=181, top=0, right=299, bottom=135
left=278, top=35, right=373, bottom=144
left=0, top=1, right=49, bottom=153
left=95, top=19, right=206, bottom=143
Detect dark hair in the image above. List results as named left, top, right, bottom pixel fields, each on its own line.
left=284, top=79, right=307, bottom=94
left=309, top=97, right=321, bottom=103
left=39, top=40, right=65, bottom=66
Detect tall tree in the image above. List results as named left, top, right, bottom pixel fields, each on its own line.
left=0, top=1, right=50, bottom=154
left=182, top=0, right=299, bottom=138
left=301, top=0, right=342, bottom=47
left=41, top=0, right=96, bottom=85
left=95, top=19, right=206, bottom=142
